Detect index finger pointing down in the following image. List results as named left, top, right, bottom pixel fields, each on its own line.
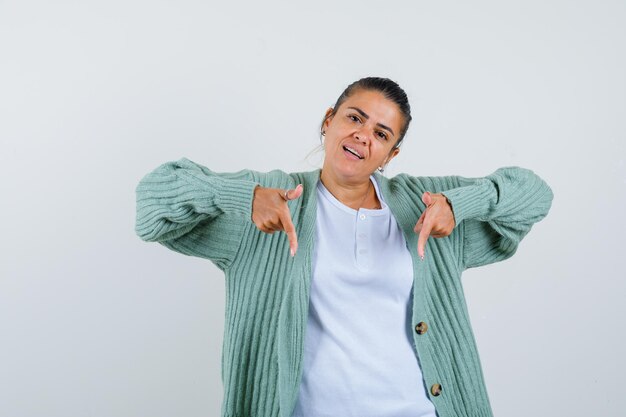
left=417, top=215, right=434, bottom=260
left=279, top=210, right=298, bottom=257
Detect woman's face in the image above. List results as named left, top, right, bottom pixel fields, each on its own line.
left=322, top=89, right=403, bottom=184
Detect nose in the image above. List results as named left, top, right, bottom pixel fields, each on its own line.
left=354, top=126, right=372, bottom=144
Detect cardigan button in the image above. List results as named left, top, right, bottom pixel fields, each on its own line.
left=415, top=322, right=428, bottom=335
left=430, top=383, right=442, bottom=396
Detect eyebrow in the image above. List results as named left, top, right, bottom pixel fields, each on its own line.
left=346, top=106, right=395, bottom=137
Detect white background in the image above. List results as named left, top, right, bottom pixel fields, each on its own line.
left=1, top=1, right=624, bottom=416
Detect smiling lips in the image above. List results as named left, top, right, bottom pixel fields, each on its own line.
left=343, top=145, right=364, bottom=160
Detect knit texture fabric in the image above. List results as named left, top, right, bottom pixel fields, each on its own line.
left=135, top=157, right=554, bottom=417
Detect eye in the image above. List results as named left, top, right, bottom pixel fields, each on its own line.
left=377, top=131, right=388, bottom=140
left=348, top=114, right=361, bottom=123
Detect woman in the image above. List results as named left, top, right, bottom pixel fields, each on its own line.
left=135, top=77, right=553, bottom=417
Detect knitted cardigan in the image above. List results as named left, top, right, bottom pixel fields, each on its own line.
left=135, top=157, right=554, bottom=417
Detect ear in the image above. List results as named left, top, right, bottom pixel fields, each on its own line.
left=323, top=107, right=334, bottom=131
left=386, top=147, right=400, bottom=164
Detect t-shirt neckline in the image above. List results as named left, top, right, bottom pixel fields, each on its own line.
left=317, top=176, right=389, bottom=216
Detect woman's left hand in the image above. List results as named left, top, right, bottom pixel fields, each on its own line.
left=414, top=191, right=456, bottom=260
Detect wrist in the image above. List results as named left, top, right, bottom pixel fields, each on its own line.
left=440, top=193, right=456, bottom=226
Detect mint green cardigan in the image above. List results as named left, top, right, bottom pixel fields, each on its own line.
left=135, top=157, right=553, bottom=417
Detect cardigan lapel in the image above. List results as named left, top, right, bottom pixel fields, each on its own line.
left=276, top=169, right=320, bottom=417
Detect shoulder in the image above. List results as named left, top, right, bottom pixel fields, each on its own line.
left=376, top=171, right=462, bottom=196
left=247, top=168, right=320, bottom=190
left=176, top=157, right=319, bottom=186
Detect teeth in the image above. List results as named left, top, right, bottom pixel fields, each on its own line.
left=344, top=146, right=363, bottom=159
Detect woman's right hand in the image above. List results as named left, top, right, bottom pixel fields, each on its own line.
left=252, top=184, right=303, bottom=257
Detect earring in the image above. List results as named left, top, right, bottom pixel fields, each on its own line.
left=321, top=130, right=326, bottom=136
left=378, top=166, right=385, bottom=173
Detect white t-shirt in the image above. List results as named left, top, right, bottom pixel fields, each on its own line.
left=290, top=175, right=438, bottom=417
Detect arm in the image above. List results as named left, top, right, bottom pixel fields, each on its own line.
left=134, top=157, right=259, bottom=270
left=440, top=166, right=554, bottom=270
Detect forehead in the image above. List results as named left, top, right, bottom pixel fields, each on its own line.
left=340, top=89, right=403, bottom=132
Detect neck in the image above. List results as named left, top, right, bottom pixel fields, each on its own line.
left=319, top=168, right=380, bottom=210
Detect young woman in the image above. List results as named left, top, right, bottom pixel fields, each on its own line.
left=135, top=77, right=554, bottom=417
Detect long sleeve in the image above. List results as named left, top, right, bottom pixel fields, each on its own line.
left=134, top=157, right=259, bottom=270
left=440, top=166, right=554, bottom=270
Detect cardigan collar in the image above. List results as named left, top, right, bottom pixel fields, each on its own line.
left=294, top=169, right=415, bottom=242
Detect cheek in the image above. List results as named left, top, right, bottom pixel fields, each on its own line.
left=324, top=139, right=342, bottom=159
left=372, top=142, right=392, bottom=158
left=378, top=146, right=393, bottom=164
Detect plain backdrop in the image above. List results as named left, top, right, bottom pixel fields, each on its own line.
left=1, top=1, right=625, bottom=416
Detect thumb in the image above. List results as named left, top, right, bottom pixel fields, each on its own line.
left=422, top=191, right=432, bottom=206
left=286, top=184, right=304, bottom=200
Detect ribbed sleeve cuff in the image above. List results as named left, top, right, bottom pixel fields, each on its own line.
left=440, top=179, right=497, bottom=226
left=216, top=179, right=259, bottom=221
